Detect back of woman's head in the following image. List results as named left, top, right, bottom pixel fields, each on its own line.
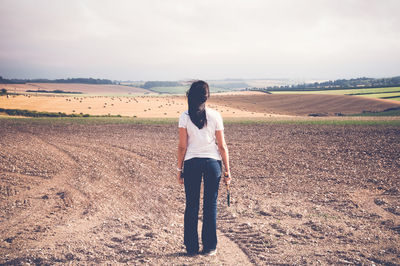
left=187, top=80, right=210, bottom=129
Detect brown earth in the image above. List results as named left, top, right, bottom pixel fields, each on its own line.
left=0, top=120, right=399, bottom=265
left=208, top=93, right=400, bottom=116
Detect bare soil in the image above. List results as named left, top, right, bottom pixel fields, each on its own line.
left=0, top=121, right=399, bottom=265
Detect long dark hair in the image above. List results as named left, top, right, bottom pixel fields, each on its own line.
left=187, top=80, right=210, bottom=129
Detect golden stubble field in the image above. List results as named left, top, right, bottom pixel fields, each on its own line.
left=0, top=93, right=288, bottom=118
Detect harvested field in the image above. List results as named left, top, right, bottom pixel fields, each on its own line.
left=0, top=120, right=399, bottom=265
left=0, top=95, right=189, bottom=118
left=0, top=94, right=285, bottom=118
left=209, top=93, right=400, bottom=116
left=0, top=83, right=149, bottom=95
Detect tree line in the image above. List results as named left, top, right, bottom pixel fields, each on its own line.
left=25, top=89, right=83, bottom=94
left=0, top=76, right=115, bottom=85
left=248, top=76, right=400, bottom=91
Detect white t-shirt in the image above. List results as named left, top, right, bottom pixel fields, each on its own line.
left=178, top=107, right=224, bottom=161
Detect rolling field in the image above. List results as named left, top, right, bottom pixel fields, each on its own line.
left=0, top=120, right=399, bottom=265
left=2, top=90, right=400, bottom=119
left=0, top=93, right=287, bottom=118
left=271, top=87, right=400, bottom=101
left=208, top=93, right=400, bottom=116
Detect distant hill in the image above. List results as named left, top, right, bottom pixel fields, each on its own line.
left=260, top=76, right=400, bottom=91
left=209, top=82, right=249, bottom=89
left=141, top=81, right=182, bottom=89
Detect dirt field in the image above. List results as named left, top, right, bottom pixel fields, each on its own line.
left=209, top=93, right=400, bottom=116
left=0, top=120, right=399, bottom=265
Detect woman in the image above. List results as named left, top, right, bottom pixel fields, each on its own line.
left=177, top=80, right=231, bottom=256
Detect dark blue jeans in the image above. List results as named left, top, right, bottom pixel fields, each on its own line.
left=183, top=158, right=222, bottom=253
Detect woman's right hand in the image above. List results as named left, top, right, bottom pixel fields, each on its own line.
left=224, top=171, right=231, bottom=185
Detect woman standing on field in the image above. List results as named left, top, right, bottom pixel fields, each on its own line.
left=177, top=80, right=231, bottom=256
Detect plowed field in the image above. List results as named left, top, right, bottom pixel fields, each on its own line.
left=1, top=120, right=399, bottom=265
left=209, top=93, right=400, bottom=116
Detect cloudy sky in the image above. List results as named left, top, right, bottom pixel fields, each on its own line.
left=0, top=0, right=399, bottom=80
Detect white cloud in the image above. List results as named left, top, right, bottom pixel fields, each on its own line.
left=0, top=0, right=399, bottom=79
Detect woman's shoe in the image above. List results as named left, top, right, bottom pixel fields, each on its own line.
left=202, top=248, right=217, bottom=256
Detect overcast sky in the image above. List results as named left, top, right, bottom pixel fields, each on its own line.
left=0, top=0, right=399, bottom=80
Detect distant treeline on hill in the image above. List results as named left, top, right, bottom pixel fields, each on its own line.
left=141, top=81, right=182, bottom=89
left=0, top=76, right=115, bottom=85
left=249, top=76, right=400, bottom=91
left=26, top=89, right=83, bottom=94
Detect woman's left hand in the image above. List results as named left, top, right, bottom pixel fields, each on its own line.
left=177, top=172, right=184, bottom=185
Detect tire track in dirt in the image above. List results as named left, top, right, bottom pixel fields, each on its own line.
left=20, top=131, right=94, bottom=208
left=40, top=139, right=183, bottom=263
left=27, top=134, right=100, bottom=220
left=218, top=208, right=275, bottom=264
left=0, top=132, right=95, bottom=263
left=1, top=136, right=161, bottom=264
left=350, top=189, right=399, bottom=220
